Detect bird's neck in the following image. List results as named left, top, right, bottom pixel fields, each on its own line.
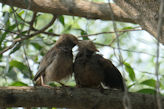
left=57, top=46, right=72, bottom=53
left=79, top=49, right=95, bottom=57
left=55, top=39, right=75, bottom=48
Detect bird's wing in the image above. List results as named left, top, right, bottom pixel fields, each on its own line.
left=33, top=48, right=57, bottom=81
left=98, top=55, right=124, bottom=90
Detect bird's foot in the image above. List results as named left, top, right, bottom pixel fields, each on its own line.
left=41, top=83, right=52, bottom=88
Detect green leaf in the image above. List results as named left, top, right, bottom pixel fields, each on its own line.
left=10, top=42, right=22, bottom=54
left=124, top=62, right=135, bottom=81
left=5, top=66, right=18, bottom=80
left=10, top=60, right=26, bottom=71
left=48, top=28, right=53, bottom=33
left=82, top=37, right=89, bottom=40
left=137, top=88, right=155, bottom=94
left=80, top=29, right=89, bottom=40
left=140, top=79, right=155, bottom=87
left=3, top=12, right=9, bottom=24
left=128, top=83, right=135, bottom=89
left=18, top=10, right=24, bottom=16
left=121, top=26, right=134, bottom=30
left=0, top=33, right=7, bottom=47
left=10, top=81, right=28, bottom=86
left=9, top=60, right=31, bottom=78
left=48, top=82, right=57, bottom=87
left=7, top=24, right=17, bottom=31
left=80, top=29, right=87, bottom=35
left=59, top=16, right=65, bottom=26
left=64, top=25, right=72, bottom=32
left=31, top=42, right=42, bottom=50
left=0, top=54, right=2, bottom=61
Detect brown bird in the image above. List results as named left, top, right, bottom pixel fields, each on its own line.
left=74, top=40, right=124, bottom=91
left=33, top=34, right=78, bottom=86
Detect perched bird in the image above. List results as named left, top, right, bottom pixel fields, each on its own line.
left=74, top=40, right=124, bottom=91
left=33, top=34, right=78, bottom=86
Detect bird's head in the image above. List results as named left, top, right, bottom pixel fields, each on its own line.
left=78, top=40, right=98, bottom=52
left=56, top=34, right=79, bottom=48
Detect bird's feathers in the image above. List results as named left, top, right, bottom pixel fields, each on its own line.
left=74, top=40, right=124, bottom=90
left=33, top=34, right=78, bottom=86
left=33, top=48, right=57, bottom=81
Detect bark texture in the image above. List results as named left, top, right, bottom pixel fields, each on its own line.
left=0, top=0, right=133, bottom=23
left=114, top=0, right=164, bottom=43
left=0, top=86, right=162, bottom=109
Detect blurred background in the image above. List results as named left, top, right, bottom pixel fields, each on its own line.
left=0, top=0, right=164, bottom=96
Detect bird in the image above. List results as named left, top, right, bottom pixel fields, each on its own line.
left=33, top=34, right=78, bottom=86
left=73, top=40, right=124, bottom=91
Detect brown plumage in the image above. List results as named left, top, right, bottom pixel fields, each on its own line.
left=33, top=34, right=78, bottom=86
left=73, top=40, right=124, bottom=91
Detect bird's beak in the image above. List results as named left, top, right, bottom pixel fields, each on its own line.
left=77, top=40, right=85, bottom=46
left=90, top=46, right=99, bottom=52
left=76, top=40, right=81, bottom=45
left=94, top=48, right=99, bottom=52
left=74, top=39, right=79, bottom=45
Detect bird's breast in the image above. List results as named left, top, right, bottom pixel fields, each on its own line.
left=44, top=53, right=73, bottom=83
left=74, top=57, right=104, bottom=87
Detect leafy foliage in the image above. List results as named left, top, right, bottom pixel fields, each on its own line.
left=140, top=79, right=156, bottom=88
left=124, top=62, right=136, bottom=81
left=137, top=88, right=155, bottom=94
left=9, top=60, right=31, bottom=79
left=0, top=4, right=163, bottom=97
left=10, top=81, right=28, bottom=86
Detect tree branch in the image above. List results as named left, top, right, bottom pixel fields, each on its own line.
left=0, top=86, right=162, bottom=109
left=0, top=0, right=135, bottom=23
left=114, top=0, right=164, bottom=44
left=1, top=0, right=164, bottom=44
left=0, top=15, right=57, bottom=55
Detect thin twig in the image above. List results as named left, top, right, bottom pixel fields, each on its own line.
left=29, top=15, right=57, bottom=37
left=108, top=1, right=131, bottom=109
left=30, top=28, right=60, bottom=36
left=109, top=31, right=126, bottom=46
left=11, top=7, right=21, bottom=33
left=22, top=45, right=33, bottom=80
left=155, top=0, right=164, bottom=109
left=28, top=12, right=37, bottom=35
left=0, top=28, right=141, bottom=40
left=15, top=12, right=29, bottom=24
left=78, top=28, right=142, bottom=37
left=0, top=28, right=59, bottom=37
left=0, top=41, right=17, bottom=54
left=95, top=42, right=164, bottom=59
left=0, top=15, right=57, bottom=55
left=25, top=12, right=38, bottom=80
